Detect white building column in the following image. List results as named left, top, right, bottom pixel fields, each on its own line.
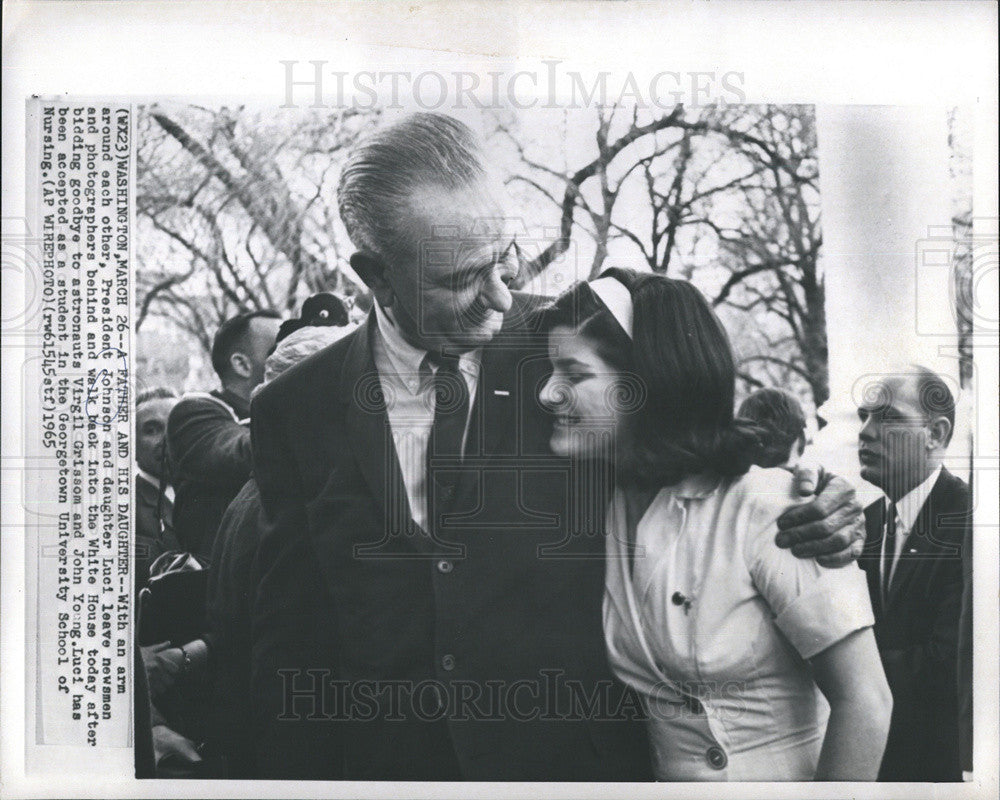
left=809, top=106, right=961, bottom=504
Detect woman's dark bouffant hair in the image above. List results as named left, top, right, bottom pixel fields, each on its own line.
left=541, top=268, right=764, bottom=488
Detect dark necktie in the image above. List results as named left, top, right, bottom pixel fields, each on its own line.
left=426, top=353, right=470, bottom=529
left=882, top=500, right=897, bottom=604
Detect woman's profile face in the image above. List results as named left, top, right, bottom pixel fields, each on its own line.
left=539, top=325, right=633, bottom=459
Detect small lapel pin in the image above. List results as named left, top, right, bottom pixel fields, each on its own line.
left=493, top=389, right=510, bottom=397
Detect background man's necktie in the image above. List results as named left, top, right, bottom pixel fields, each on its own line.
left=882, top=499, right=897, bottom=604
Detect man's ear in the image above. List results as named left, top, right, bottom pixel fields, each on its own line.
left=928, top=416, right=952, bottom=450
left=228, top=351, right=252, bottom=380
left=351, top=252, right=394, bottom=308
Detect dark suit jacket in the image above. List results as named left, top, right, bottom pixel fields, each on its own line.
left=135, top=474, right=179, bottom=590
left=860, top=467, right=970, bottom=782
left=958, top=507, right=973, bottom=773
left=134, top=640, right=157, bottom=779
left=205, top=478, right=263, bottom=777
left=167, top=389, right=253, bottom=564
left=250, top=295, right=650, bottom=781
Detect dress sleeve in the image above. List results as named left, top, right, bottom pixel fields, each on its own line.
left=744, top=497, right=875, bottom=660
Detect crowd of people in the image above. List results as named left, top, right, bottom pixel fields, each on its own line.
left=134, top=112, right=973, bottom=782
left=134, top=300, right=356, bottom=776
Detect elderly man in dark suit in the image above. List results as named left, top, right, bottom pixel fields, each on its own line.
left=250, top=112, right=867, bottom=781
left=857, top=366, right=971, bottom=781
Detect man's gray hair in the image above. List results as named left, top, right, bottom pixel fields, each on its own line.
left=337, top=113, right=487, bottom=262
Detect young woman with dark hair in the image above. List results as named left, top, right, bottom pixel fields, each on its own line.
left=538, top=269, right=891, bottom=781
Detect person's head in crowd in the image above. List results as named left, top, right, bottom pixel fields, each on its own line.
left=338, top=112, right=520, bottom=355
left=856, top=365, right=956, bottom=501
left=210, top=309, right=282, bottom=401
left=538, top=268, right=764, bottom=487
left=136, top=387, right=179, bottom=480
left=259, top=292, right=357, bottom=387
left=275, top=291, right=350, bottom=342
left=738, top=388, right=808, bottom=469
left=263, top=326, right=356, bottom=386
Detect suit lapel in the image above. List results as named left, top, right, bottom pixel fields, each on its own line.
left=885, top=470, right=953, bottom=608
left=473, top=295, right=550, bottom=460
left=437, top=303, right=541, bottom=548
left=473, top=343, right=518, bottom=458
left=433, top=343, right=513, bottom=547
left=448, top=305, right=546, bottom=509
left=339, top=315, right=417, bottom=544
left=862, top=502, right=886, bottom=619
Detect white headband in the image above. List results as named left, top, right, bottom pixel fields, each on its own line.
left=588, top=276, right=633, bottom=338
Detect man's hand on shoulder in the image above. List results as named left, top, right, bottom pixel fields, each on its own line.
left=776, top=467, right=866, bottom=568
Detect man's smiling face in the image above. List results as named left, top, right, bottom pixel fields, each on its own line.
left=384, top=179, right=521, bottom=354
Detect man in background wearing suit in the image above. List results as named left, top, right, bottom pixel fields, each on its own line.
left=166, top=309, right=280, bottom=564
left=250, top=112, right=868, bottom=781
left=857, top=366, right=971, bottom=781
left=135, top=386, right=181, bottom=589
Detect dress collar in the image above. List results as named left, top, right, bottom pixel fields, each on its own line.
left=670, top=472, right=724, bottom=500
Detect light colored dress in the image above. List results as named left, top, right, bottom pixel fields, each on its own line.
left=604, top=467, right=875, bottom=781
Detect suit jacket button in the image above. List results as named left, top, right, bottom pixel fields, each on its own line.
left=706, top=745, right=727, bottom=770
left=437, top=560, right=453, bottom=574
left=441, top=654, right=456, bottom=671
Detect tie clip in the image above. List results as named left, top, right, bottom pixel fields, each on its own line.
left=493, top=389, right=510, bottom=397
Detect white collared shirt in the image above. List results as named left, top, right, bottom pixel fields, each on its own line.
left=136, top=467, right=174, bottom=504
left=371, top=303, right=480, bottom=533
left=880, top=464, right=942, bottom=587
